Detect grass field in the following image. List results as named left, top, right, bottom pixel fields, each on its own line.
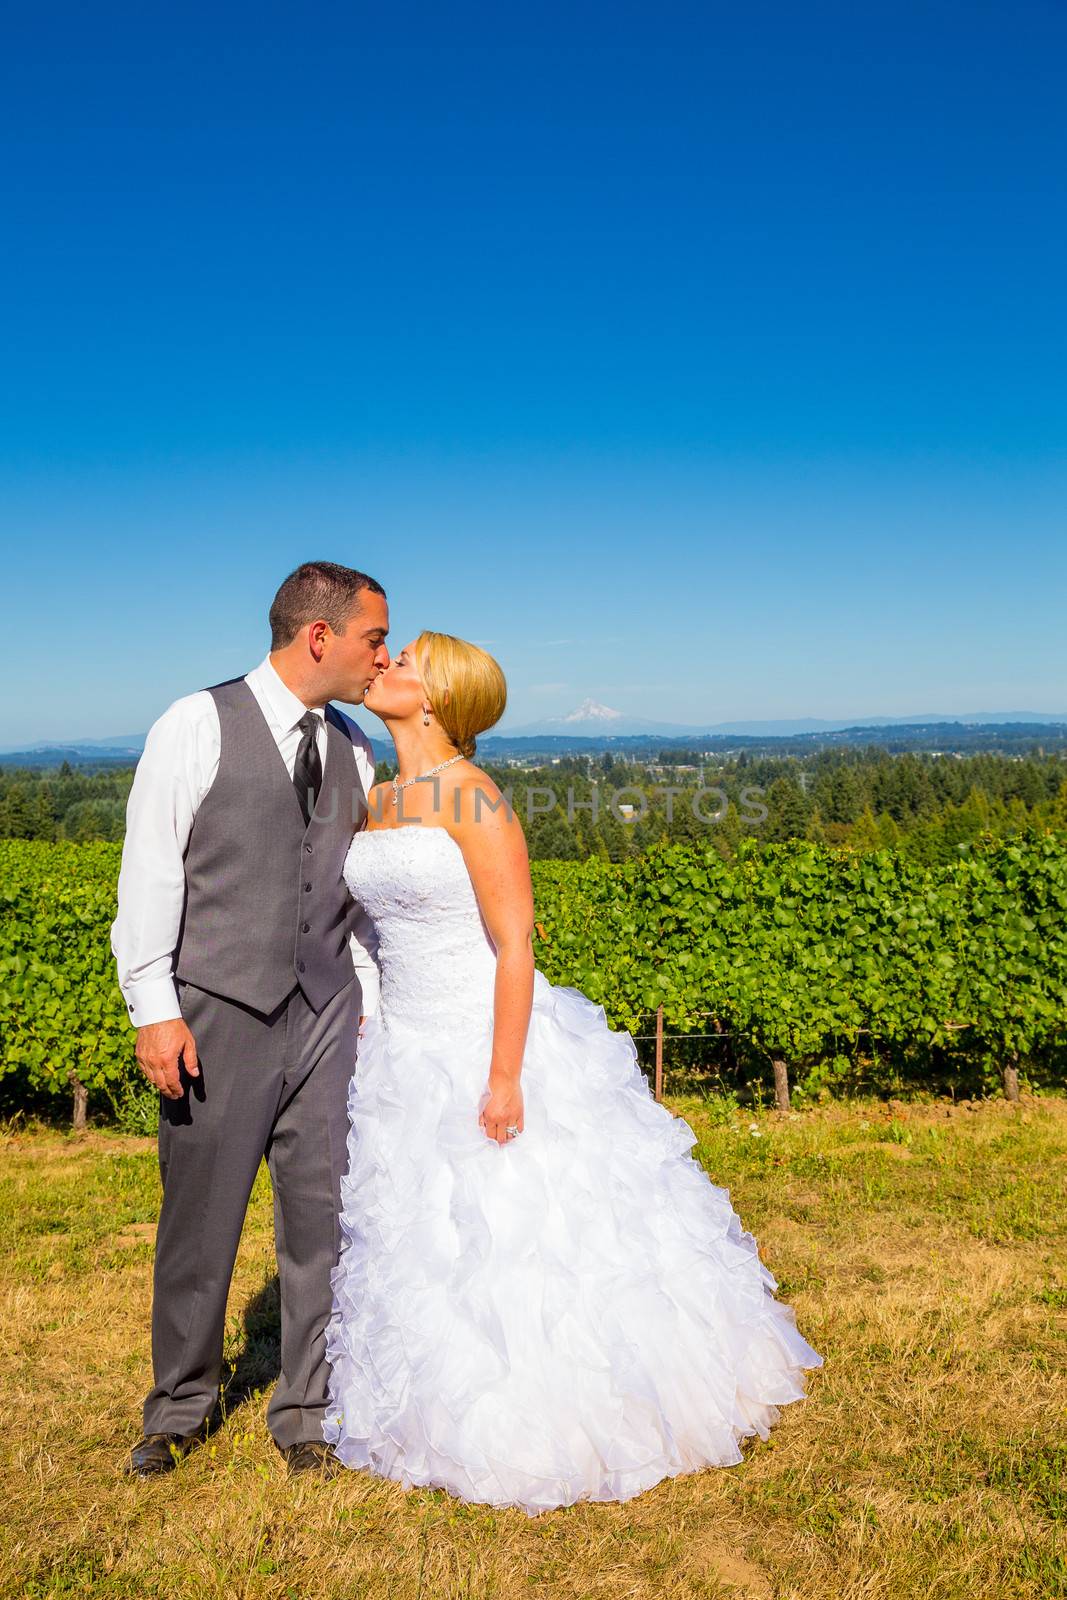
left=1, top=1092, right=1064, bottom=1600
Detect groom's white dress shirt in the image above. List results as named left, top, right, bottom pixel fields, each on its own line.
left=110, top=653, right=380, bottom=1029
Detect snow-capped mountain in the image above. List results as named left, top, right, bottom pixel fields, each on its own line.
left=500, top=702, right=703, bottom=737
left=559, top=699, right=624, bottom=725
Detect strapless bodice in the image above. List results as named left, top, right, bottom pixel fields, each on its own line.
left=343, top=825, right=499, bottom=1032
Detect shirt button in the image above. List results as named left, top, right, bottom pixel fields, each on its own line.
left=302, top=921, right=310, bottom=933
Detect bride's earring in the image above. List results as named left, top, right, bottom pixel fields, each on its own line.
left=422, top=707, right=430, bottom=726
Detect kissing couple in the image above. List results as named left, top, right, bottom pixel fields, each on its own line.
left=111, top=559, right=822, bottom=1515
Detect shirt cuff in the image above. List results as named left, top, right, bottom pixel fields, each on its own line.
left=122, top=977, right=182, bottom=1029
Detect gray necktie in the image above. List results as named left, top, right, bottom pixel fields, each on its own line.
left=292, top=711, right=323, bottom=826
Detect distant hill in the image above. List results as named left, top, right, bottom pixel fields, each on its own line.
left=8, top=703, right=1066, bottom=760
left=478, top=720, right=1067, bottom=761
left=0, top=746, right=147, bottom=770
left=499, top=701, right=1067, bottom=739
left=3, top=714, right=1067, bottom=768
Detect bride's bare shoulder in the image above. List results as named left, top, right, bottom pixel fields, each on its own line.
left=447, top=763, right=525, bottom=855
left=450, top=762, right=512, bottom=812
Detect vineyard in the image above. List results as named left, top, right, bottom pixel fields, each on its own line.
left=2, top=830, right=1066, bottom=1125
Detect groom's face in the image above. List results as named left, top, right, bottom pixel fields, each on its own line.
left=329, top=591, right=391, bottom=703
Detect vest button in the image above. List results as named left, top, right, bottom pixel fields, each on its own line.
left=305, top=843, right=313, bottom=853
left=304, top=882, right=312, bottom=892
left=297, top=960, right=306, bottom=973
left=302, top=921, right=310, bottom=933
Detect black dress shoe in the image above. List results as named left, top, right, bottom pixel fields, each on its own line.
left=282, top=1440, right=344, bottom=1478
left=125, top=1428, right=206, bottom=1478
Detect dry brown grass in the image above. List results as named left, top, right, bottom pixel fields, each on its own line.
left=0, top=1093, right=1064, bottom=1599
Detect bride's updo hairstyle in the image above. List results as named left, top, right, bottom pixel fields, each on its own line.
left=414, top=631, right=507, bottom=761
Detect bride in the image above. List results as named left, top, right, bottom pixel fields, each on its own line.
left=322, top=631, right=823, bottom=1514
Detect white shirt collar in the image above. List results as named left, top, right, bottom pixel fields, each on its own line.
left=248, top=653, right=327, bottom=733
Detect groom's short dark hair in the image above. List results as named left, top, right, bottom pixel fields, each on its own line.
left=269, top=561, right=387, bottom=649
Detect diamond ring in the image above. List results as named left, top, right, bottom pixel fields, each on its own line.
left=505, top=1125, right=520, bottom=1139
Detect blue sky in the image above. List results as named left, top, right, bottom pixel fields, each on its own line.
left=2, top=0, right=1065, bottom=744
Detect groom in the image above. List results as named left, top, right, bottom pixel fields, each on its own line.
left=110, top=560, right=390, bottom=1476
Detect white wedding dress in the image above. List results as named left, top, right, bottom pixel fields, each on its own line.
left=323, top=824, right=823, bottom=1514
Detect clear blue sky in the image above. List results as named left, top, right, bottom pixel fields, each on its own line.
left=2, top=0, right=1064, bottom=744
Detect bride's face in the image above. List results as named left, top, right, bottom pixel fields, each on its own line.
left=362, top=638, right=425, bottom=719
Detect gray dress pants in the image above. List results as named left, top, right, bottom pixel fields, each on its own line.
left=143, top=973, right=360, bottom=1449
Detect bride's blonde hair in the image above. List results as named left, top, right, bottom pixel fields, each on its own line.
left=414, top=631, right=507, bottom=760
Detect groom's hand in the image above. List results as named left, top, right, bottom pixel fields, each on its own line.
left=136, top=1019, right=200, bottom=1100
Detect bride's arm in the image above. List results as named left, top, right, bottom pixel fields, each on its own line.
left=451, top=776, right=535, bottom=1146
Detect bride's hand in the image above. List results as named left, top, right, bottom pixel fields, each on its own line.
left=479, top=1076, right=524, bottom=1147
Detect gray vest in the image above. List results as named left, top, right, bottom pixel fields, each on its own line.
left=173, top=676, right=369, bottom=1015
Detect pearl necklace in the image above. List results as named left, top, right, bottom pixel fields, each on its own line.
left=391, top=751, right=465, bottom=806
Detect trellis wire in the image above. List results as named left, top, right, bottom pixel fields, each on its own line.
left=622, top=1006, right=974, bottom=1104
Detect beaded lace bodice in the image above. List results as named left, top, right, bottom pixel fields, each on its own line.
left=342, top=825, right=499, bottom=1031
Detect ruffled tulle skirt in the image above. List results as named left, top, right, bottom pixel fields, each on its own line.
left=322, top=971, right=823, bottom=1514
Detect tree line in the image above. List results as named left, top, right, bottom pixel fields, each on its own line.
left=4, top=748, right=1064, bottom=869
